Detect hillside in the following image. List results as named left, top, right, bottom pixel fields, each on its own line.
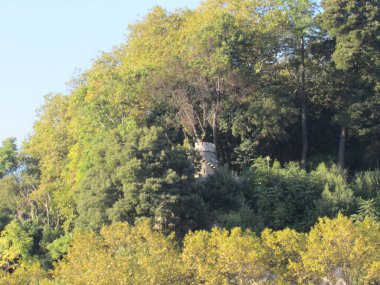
left=0, top=0, right=379, bottom=284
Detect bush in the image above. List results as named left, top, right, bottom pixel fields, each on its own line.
left=242, top=158, right=323, bottom=231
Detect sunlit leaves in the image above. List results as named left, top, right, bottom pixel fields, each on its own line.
left=0, top=138, right=18, bottom=178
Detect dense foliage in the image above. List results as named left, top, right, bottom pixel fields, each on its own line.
left=0, top=0, right=379, bottom=283
left=0, top=216, right=379, bottom=284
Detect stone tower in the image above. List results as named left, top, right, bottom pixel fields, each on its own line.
left=194, top=141, right=218, bottom=177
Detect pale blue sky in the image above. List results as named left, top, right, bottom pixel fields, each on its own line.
left=0, top=0, right=198, bottom=145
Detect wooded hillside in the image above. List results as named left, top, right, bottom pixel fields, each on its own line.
left=0, top=0, right=379, bottom=283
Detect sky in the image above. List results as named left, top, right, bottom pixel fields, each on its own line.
left=0, top=0, right=199, bottom=145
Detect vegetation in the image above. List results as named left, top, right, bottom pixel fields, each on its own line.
left=0, top=0, right=379, bottom=283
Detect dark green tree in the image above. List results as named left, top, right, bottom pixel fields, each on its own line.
left=318, top=0, right=380, bottom=168
left=318, top=0, right=379, bottom=89
left=76, top=127, right=206, bottom=234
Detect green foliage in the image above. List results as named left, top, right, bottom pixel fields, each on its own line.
left=54, top=221, right=184, bottom=285
left=1, top=0, right=380, bottom=281
left=182, top=227, right=266, bottom=284
left=318, top=0, right=380, bottom=89
left=202, top=167, right=243, bottom=212
left=352, top=198, right=380, bottom=222
left=317, top=0, right=380, bottom=167
left=76, top=127, right=205, bottom=234
left=230, top=88, right=299, bottom=168
left=45, top=233, right=72, bottom=261
left=0, top=221, right=35, bottom=271
left=295, top=215, right=380, bottom=284
left=201, top=159, right=368, bottom=232
left=353, top=169, right=380, bottom=199
left=313, top=163, right=356, bottom=217
left=0, top=176, right=21, bottom=230
left=243, top=158, right=323, bottom=231
left=0, top=262, right=51, bottom=285
left=218, top=199, right=263, bottom=231
left=0, top=138, right=18, bottom=178
left=0, top=216, right=378, bottom=284
left=261, top=227, right=306, bottom=283
left=351, top=170, right=380, bottom=220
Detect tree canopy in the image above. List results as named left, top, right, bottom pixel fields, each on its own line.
left=0, top=0, right=379, bottom=283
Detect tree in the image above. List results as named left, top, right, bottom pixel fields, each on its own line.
left=53, top=230, right=111, bottom=285
left=23, top=94, right=75, bottom=231
left=318, top=0, right=380, bottom=89
left=76, top=127, right=206, bottom=234
left=182, top=227, right=267, bottom=284
left=0, top=177, right=19, bottom=230
left=145, top=3, right=246, bottom=147
left=295, top=215, right=380, bottom=284
left=0, top=138, right=18, bottom=178
left=318, top=0, right=380, bottom=168
left=281, top=0, right=317, bottom=168
left=0, top=262, right=50, bottom=285
left=230, top=87, right=298, bottom=168
left=261, top=228, right=306, bottom=283
left=0, top=171, right=40, bottom=231
left=55, top=221, right=183, bottom=285
left=0, top=220, right=35, bottom=271
left=243, top=158, right=323, bottom=231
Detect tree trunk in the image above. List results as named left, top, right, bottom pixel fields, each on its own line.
left=338, top=126, right=346, bottom=169
left=212, top=111, right=218, bottom=147
left=212, top=76, right=221, bottom=150
left=300, top=36, right=308, bottom=169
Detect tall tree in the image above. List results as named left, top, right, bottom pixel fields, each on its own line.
left=23, top=94, right=74, bottom=230
left=282, top=0, right=317, bottom=168
left=318, top=0, right=380, bottom=168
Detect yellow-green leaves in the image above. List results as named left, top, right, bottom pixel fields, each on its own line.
left=1, top=216, right=379, bottom=284
left=55, top=221, right=183, bottom=285
left=0, top=221, right=34, bottom=271
left=182, top=227, right=266, bottom=285
left=296, top=214, right=380, bottom=284
left=0, top=262, right=50, bottom=285
left=261, top=228, right=306, bottom=282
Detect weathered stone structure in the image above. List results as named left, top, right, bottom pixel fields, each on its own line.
left=195, top=141, right=218, bottom=177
